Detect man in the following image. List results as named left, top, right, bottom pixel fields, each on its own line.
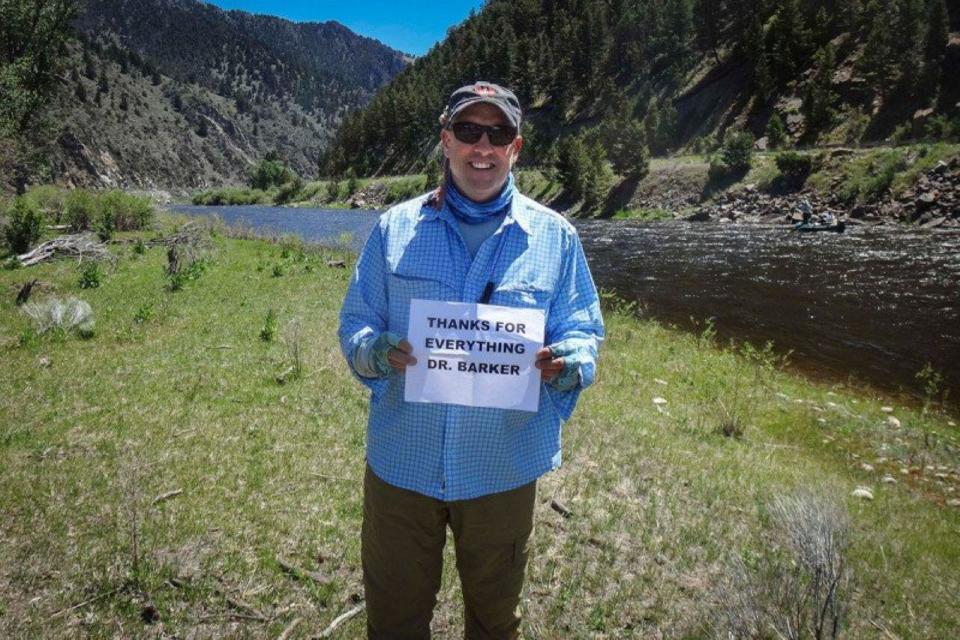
left=338, top=81, right=604, bottom=639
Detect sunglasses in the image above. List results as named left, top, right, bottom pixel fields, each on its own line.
left=449, top=121, right=518, bottom=146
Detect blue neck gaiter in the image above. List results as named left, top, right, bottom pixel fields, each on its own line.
left=444, top=172, right=515, bottom=225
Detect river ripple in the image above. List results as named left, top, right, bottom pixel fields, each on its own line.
left=576, top=220, right=960, bottom=401
left=169, top=205, right=959, bottom=400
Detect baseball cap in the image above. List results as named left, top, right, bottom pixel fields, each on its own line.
left=441, top=81, right=522, bottom=130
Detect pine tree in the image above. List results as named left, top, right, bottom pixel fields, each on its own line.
left=802, top=44, right=838, bottom=136
left=924, top=0, right=949, bottom=73
left=859, top=0, right=898, bottom=98
left=768, top=0, right=810, bottom=82
left=896, top=0, right=927, bottom=97
left=581, top=140, right=613, bottom=211
left=556, top=135, right=590, bottom=201
left=694, top=0, right=724, bottom=63
left=82, top=49, right=96, bottom=80
left=765, top=112, right=788, bottom=148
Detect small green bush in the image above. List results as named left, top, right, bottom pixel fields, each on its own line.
left=775, top=151, right=813, bottom=181
left=98, top=191, right=154, bottom=231
left=132, top=237, right=146, bottom=255
left=384, top=176, right=428, bottom=204
left=346, top=168, right=359, bottom=196
left=192, top=188, right=266, bottom=206
left=708, top=131, right=755, bottom=183
left=78, top=262, right=102, bottom=289
left=721, top=131, right=754, bottom=172
left=65, top=190, right=98, bottom=231
left=95, top=206, right=114, bottom=241
left=274, top=176, right=304, bottom=205
left=250, top=157, right=295, bottom=190
left=260, top=309, right=277, bottom=342
left=765, top=113, right=788, bottom=149
left=24, top=185, right=69, bottom=223
left=133, top=302, right=154, bottom=324
left=325, top=180, right=341, bottom=202
left=166, top=259, right=207, bottom=291
left=3, top=197, right=44, bottom=254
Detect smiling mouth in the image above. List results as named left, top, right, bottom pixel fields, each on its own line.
left=469, top=162, right=494, bottom=170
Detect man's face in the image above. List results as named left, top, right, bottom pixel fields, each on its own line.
left=441, top=102, right=523, bottom=203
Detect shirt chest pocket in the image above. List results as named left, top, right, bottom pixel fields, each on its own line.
left=387, top=270, right=449, bottom=335
left=490, top=285, right=552, bottom=314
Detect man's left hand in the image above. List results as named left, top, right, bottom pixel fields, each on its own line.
left=534, top=346, right=564, bottom=382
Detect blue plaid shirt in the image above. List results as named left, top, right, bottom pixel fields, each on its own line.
left=338, top=191, right=604, bottom=500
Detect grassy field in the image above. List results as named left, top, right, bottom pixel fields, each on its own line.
left=1, top=214, right=958, bottom=638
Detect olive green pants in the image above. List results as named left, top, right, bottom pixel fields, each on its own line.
left=362, top=465, right=536, bottom=640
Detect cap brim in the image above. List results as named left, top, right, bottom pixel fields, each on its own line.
left=448, top=97, right=520, bottom=128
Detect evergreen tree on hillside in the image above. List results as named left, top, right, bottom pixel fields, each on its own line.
left=895, top=0, right=928, bottom=98
left=695, top=0, right=724, bottom=64
left=860, top=0, right=899, bottom=99
left=768, top=0, right=810, bottom=83
left=765, top=112, right=788, bottom=148
left=803, top=44, right=838, bottom=136
left=923, top=0, right=950, bottom=91
left=1, top=0, right=78, bottom=136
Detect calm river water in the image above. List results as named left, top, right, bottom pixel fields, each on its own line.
left=170, top=204, right=960, bottom=401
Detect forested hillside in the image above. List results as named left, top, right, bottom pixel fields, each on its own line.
left=1, top=0, right=408, bottom=191
left=321, top=0, right=960, bottom=176
left=74, top=0, right=408, bottom=124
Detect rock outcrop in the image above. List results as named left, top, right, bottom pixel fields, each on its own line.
left=687, top=156, right=960, bottom=230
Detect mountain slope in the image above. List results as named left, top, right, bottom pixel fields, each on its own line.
left=44, top=0, right=408, bottom=189
left=321, top=0, right=960, bottom=177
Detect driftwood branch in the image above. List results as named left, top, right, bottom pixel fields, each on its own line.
left=278, top=617, right=303, bottom=640
left=151, top=489, right=182, bottom=506
left=48, top=587, right=122, bottom=619
left=277, top=557, right=332, bottom=585
left=550, top=498, right=573, bottom=518
left=316, top=603, right=365, bottom=638
left=16, top=233, right=115, bottom=267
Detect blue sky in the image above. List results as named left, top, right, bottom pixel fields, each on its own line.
left=205, top=0, right=486, bottom=56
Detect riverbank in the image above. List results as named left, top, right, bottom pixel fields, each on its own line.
left=1, top=213, right=958, bottom=637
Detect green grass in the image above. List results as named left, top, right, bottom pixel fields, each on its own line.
left=2, top=214, right=958, bottom=638
left=611, top=207, right=674, bottom=221
left=806, top=144, right=960, bottom=204
left=516, top=169, right=562, bottom=203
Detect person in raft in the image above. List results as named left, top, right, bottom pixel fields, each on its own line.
left=338, top=81, right=604, bottom=639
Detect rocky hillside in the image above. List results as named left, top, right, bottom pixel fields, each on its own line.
left=689, top=152, right=960, bottom=230
left=41, top=0, right=408, bottom=189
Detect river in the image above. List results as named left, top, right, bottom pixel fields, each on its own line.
left=169, top=204, right=960, bottom=402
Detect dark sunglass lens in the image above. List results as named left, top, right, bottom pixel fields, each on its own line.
left=488, top=126, right=517, bottom=146
left=452, top=122, right=483, bottom=144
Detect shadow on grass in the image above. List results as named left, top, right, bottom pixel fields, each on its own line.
left=701, top=165, right=749, bottom=200
left=597, top=175, right=643, bottom=219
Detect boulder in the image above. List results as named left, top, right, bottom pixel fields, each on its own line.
left=917, top=192, right=939, bottom=211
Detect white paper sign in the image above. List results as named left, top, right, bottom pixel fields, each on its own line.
left=404, top=299, right=545, bottom=412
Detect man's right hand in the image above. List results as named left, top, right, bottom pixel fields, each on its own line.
left=371, top=331, right=417, bottom=375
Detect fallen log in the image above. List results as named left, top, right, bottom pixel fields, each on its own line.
left=16, top=234, right=115, bottom=267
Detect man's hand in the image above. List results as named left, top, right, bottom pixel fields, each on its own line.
left=371, top=332, right=417, bottom=376
left=534, top=346, right=564, bottom=382
left=536, top=340, right=591, bottom=391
